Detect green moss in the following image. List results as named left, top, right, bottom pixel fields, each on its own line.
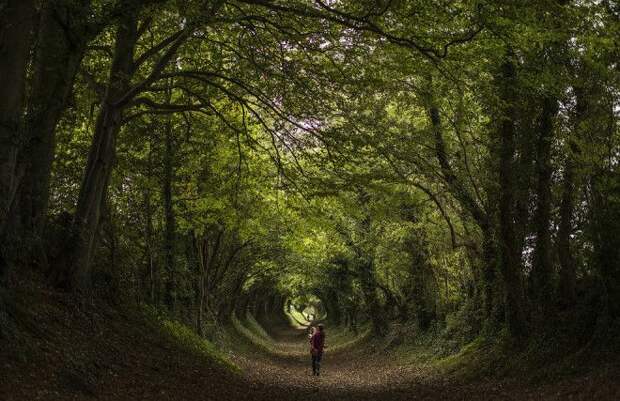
left=144, top=306, right=240, bottom=374
left=323, top=325, right=372, bottom=353
left=243, top=312, right=274, bottom=341
left=434, top=335, right=490, bottom=373
left=230, top=312, right=276, bottom=354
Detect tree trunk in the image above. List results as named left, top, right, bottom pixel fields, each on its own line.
left=403, top=214, right=438, bottom=330
left=591, top=170, right=620, bottom=319
left=557, top=85, right=589, bottom=307
left=354, top=192, right=387, bottom=335
left=481, top=231, right=502, bottom=323
left=184, top=232, right=202, bottom=333
left=59, top=3, right=139, bottom=291
left=0, top=0, right=36, bottom=273
left=358, top=255, right=386, bottom=334
left=20, top=0, right=96, bottom=239
left=163, top=116, right=176, bottom=310
left=197, top=237, right=207, bottom=335
left=427, top=100, right=499, bottom=325
left=557, top=152, right=577, bottom=306
left=407, top=256, right=437, bottom=330
left=143, top=186, right=156, bottom=304
left=496, top=56, right=528, bottom=338
left=530, top=96, right=558, bottom=313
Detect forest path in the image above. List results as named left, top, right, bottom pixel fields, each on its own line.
left=229, top=325, right=512, bottom=401
left=230, top=321, right=433, bottom=400
left=225, top=320, right=598, bottom=401
left=4, top=286, right=618, bottom=401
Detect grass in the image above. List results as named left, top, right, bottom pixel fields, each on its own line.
left=229, top=309, right=372, bottom=360
left=143, top=305, right=241, bottom=374
left=431, top=335, right=496, bottom=380
left=230, top=311, right=277, bottom=354
left=243, top=312, right=275, bottom=341
left=286, top=308, right=310, bottom=328
left=389, top=322, right=620, bottom=386
left=322, top=325, right=372, bottom=354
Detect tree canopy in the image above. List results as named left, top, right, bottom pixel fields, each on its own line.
left=1, top=0, right=619, bottom=346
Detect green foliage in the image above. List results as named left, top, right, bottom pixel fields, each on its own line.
left=3, top=0, right=615, bottom=351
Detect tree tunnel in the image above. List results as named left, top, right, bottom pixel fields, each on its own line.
left=234, top=250, right=400, bottom=336
left=3, top=1, right=620, bottom=399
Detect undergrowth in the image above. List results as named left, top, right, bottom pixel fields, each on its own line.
left=143, top=305, right=240, bottom=373
left=382, top=308, right=620, bottom=385
left=230, top=311, right=277, bottom=354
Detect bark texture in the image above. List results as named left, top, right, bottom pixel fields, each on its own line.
left=0, top=0, right=35, bottom=255
left=496, top=56, right=527, bottom=338
left=530, top=96, right=558, bottom=311
left=20, top=0, right=96, bottom=237
left=61, top=2, right=140, bottom=290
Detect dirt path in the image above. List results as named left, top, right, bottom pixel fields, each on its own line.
left=229, top=321, right=620, bottom=401
left=5, top=285, right=619, bottom=401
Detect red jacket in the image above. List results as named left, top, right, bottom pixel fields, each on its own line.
left=311, top=331, right=325, bottom=355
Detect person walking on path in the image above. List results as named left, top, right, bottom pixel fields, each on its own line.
left=308, top=326, right=316, bottom=345
left=308, top=325, right=316, bottom=363
left=310, top=324, right=326, bottom=376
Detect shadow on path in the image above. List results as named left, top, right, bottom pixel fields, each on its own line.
left=228, top=317, right=620, bottom=401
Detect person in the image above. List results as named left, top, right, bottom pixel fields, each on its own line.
left=307, top=326, right=316, bottom=355
left=310, top=323, right=326, bottom=376
left=308, top=326, right=316, bottom=343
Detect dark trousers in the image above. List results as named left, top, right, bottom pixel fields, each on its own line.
left=311, top=353, right=322, bottom=375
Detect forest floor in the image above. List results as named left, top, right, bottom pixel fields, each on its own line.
left=2, top=281, right=620, bottom=401
left=226, top=315, right=620, bottom=401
